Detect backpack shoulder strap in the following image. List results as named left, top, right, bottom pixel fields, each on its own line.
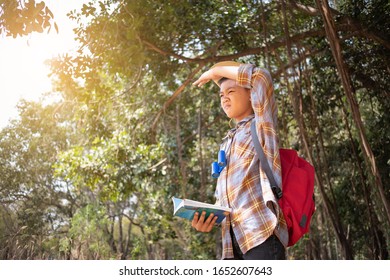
left=250, top=120, right=283, bottom=199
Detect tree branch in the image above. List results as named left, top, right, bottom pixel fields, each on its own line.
left=287, top=0, right=390, bottom=49
left=151, top=62, right=206, bottom=131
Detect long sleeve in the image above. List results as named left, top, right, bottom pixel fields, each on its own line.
left=237, top=64, right=282, bottom=188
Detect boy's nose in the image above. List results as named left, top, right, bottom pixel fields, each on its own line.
left=221, top=96, right=230, bottom=102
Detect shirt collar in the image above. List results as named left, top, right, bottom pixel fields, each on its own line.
left=236, top=114, right=255, bottom=129
left=223, top=114, right=255, bottom=140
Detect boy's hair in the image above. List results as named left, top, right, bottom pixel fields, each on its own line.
left=217, top=77, right=229, bottom=86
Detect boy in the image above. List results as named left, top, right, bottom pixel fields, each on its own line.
left=192, top=61, right=288, bottom=260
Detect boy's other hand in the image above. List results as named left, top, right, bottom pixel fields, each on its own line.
left=191, top=211, right=218, bottom=232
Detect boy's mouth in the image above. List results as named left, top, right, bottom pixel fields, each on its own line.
left=223, top=103, right=231, bottom=110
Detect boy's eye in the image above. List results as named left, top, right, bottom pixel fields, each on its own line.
left=220, top=89, right=235, bottom=98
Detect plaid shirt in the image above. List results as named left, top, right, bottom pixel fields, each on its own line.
left=215, top=64, right=288, bottom=259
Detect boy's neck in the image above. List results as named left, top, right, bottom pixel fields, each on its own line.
left=233, top=113, right=255, bottom=123
left=233, top=114, right=255, bottom=126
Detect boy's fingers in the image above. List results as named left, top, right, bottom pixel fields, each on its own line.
left=192, top=211, right=219, bottom=232
left=192, top=77, right=211, bottom=88
left=199, top=211, right=206, bottom=223
left=192, top=76, right=204, bottom=86
left=199, top=212, right=210, bottom=232
left=206, top=216, right=218, bottom=232
left=191, top=212, right=199, bottom=227
left=203, top=214, right=217, bottom=232
left=205, top=212, right=214, bottom=223
left=193, top=80, right=204, bottom=87
left=209, top=215, right=217, bottom=225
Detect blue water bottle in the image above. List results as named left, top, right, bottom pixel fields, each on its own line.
left=211, top=162, right=220, bottom=178
left=211, top=150, right=227, bottom=178
left=218, top=150, right=226, bottom=167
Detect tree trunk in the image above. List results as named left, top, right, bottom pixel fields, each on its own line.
left=117, top=211, right=124, bottom=258
left=315, top=0, right=390, bottom=227
left=259, top=0, right=271, bottom=68
left=340, top=98, right=389, bottom=259
left=198, top=103, right=206, bottom=201
left=176, top=104, right=188, bottom=198
left=106, top=214, right=117, bottom=253
left=280, top=1, right=354, bottom=259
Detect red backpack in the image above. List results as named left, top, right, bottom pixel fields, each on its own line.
left=251, top=121, right=315, bottom=246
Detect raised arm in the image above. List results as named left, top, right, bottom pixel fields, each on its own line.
left=192, top=65, right=240, bottom=87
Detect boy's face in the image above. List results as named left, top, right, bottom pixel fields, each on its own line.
left=219, top=79, right=253, bottom=122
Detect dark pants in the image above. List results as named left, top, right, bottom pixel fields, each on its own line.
left=227, top=227, right=286, bottom=260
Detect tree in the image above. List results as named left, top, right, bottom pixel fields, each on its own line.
left=0, top=0, right=56, bottom=37
left=51, top=0, right=388, bottom=259
left=2, top=0, right=389, bottom=260
left=0, top=98, right=75, bottom=259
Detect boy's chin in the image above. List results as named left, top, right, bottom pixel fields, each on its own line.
left=223, top=109, right=233, bottom=118
left=224, top=112, right=233, bottom=119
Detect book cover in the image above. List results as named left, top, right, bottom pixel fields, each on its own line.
left=172, top=197, right=231, bottom=224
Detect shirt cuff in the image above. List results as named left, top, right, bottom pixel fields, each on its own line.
left=237, top=64, right=255, bottom=89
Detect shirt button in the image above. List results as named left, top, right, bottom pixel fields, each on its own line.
left=232, top=223, right=236, bottom=227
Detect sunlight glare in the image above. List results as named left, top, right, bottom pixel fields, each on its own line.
left=0, top=0, right=88, bottom=128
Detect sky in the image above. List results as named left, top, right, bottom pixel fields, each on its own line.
left=0, top=0, right=88, bottom=128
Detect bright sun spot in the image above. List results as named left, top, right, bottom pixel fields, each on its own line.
left=0, top=0, right=88, bottom=128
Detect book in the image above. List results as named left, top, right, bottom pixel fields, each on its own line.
left=172, top=197, right=231, bottom=224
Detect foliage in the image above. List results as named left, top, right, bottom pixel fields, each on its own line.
left=0, top=0, right=56, bottom=37
left=0, top=98, right=73, bottom=259
left=62, top=204, right=112, bottom=259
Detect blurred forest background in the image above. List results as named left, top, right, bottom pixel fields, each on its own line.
left=0, top=0, right=389, bottom=260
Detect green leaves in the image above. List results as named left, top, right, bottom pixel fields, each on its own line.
left=65, top=204, right=111, bottom=259
left=0, top=0, right=56, bottom=37
left=54, top=129, right=167, bottom=201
